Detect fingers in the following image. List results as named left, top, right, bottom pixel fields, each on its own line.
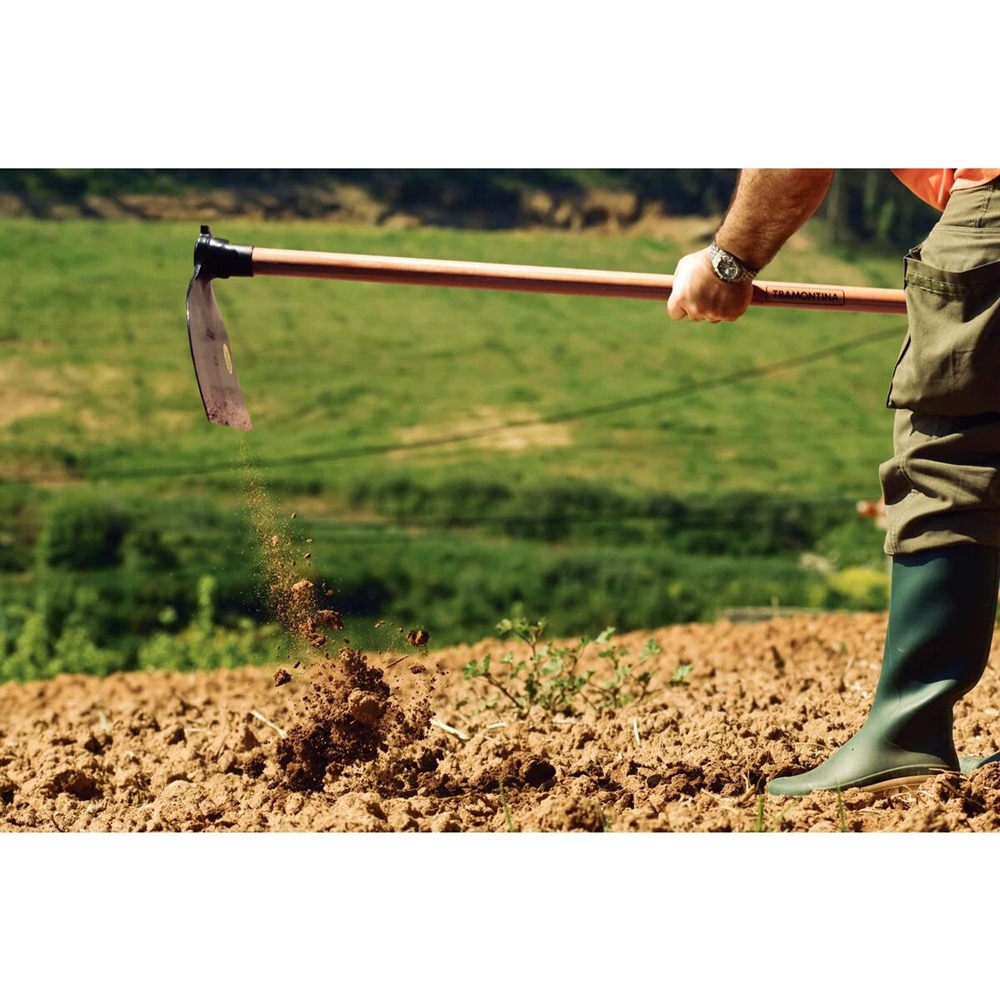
left=666, top=292, right=688, bottom=322
left=665, top=246, right=757, bottom=323
left=666, top=250, right=700, bottom=321
left=668, top=306, right=734, bottom=324
left=667, top=294, right=724, bottom=323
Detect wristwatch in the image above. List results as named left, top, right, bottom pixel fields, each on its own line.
left=708, top=241, right=759, bottom=284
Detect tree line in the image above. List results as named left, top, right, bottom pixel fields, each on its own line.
left=0, top=168, right=940, bottom=250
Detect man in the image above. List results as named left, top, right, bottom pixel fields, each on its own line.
left=667, top=168, right=1000, bottom=796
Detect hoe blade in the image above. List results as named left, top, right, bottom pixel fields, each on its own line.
left=186, top=267, right=253, bottom=431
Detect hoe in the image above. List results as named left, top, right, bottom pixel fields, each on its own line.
left=186, top=225, right=906, bottom=431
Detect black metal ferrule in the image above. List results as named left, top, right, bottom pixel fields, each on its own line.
left=194, top=224, right=254, bottom=279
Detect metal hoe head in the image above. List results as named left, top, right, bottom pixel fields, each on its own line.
left=186, top=226, right=254, bottom=431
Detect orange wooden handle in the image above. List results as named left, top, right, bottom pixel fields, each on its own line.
left=750, top=281, right=906, bottom=315
left=251, top=246, right=907, bottom=315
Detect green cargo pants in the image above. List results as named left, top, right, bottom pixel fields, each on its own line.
left=881, top=178, right=1000, bottom=555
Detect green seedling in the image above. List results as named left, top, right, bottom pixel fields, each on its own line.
left=752, top=795, right=792, bottom=832
left=837, top=786, right=848, bottom=832
left=670, top=663, right=695, bottom=687
left=463, top=613, right=660, bottom=717
left=463, top=652, right=523, bottom=712
left=597, top=629, right=655, bottom=709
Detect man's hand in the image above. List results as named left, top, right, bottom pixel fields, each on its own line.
left=666, top=247, right=753, bottom=323
left=666, top=169, right=835, bottom=325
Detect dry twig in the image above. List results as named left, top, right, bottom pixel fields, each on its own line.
left=429, top=718, right=469, bottom=741
left=250, top=709, right=287, bottom=739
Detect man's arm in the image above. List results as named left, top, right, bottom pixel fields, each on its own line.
left=666, top=169, right=835, bottom=323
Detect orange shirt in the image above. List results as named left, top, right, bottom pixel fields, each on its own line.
left=892, top=169, right=1000, bottom=211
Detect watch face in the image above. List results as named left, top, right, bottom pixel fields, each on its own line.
left=718, top=256, right=741, bottom=282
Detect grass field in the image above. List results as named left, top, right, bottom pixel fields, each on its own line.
left=0, top=217, right=906, bottom=663
left=1, top=218, right=905, bottom=493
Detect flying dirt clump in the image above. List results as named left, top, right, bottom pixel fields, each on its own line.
left=271, top=647, right=435, bottom=793
left=241, top=478, right=344, bottom=656
left=315, top=609, right=344, bottom=630
left=268, top=577, right=347, bottom=652
left=238, top=473, right=437, bottom=793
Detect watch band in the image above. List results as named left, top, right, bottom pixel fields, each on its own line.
left=709, top=241, right=759, bottom=284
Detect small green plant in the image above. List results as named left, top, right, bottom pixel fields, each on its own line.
left=670, top=662, right=695, bottom=687
left=751, top=795, right=795, bottom=833
left=837, top=786, right=848, bottom=832
left=462, top=613, right=660, bottom=717
left=597, top=629, right=657, bottom=708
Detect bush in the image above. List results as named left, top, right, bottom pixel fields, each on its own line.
left=342, top=475, right=857, bottom=556
left=0, top=483, right=41, bottom=572
left=136, top=576, right=280, bottom=672
left=823, top=566, right=889, bottom=611
left=0, top=574, right=280, bottom=681
left=122, top=525, right=181, bottom=573
left=37, top=495, right=131, bottom=570
left=815, top=518, right=887, bottom=570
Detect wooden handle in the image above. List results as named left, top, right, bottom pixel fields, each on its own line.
left=251, top=246, right=907, bottom=315
left=749, top=280, right=906, bottom=315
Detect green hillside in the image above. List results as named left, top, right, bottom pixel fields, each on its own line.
left=1, top=217, right=905, bottom=677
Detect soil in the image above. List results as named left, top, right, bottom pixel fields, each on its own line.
left=3, top=610, right=1000, bottom=832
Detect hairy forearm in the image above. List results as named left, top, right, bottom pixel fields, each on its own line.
left=715, top=168, right=835, bottom=271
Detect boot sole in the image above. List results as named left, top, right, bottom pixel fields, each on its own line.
left=859, top=770, right=953, bottom=794
left=769, top=767, right=955, bottom=797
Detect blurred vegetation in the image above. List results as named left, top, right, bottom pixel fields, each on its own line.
left=0, top=194, right=916, bottom=680
left=0, top=168, right=940, bottom=251
left=0, top=480, right=891, bottom=681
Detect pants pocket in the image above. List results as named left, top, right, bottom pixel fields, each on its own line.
left=887, top=244, right=1000, bottom=416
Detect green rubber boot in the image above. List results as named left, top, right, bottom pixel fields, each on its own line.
left=960, top=751, right=1000, bottom=774
left=768, top=545, right=1000, bottom=797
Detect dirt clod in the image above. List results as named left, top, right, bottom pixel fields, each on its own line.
left=273, top=669, right=292, bottom=687
left=268, top=647, right=434, bottom=793
left=44, top=769, right=100, bottom=801
left=347, top=690, right=384, bottom=727
left=244, top=751, right=266, bottom=779
left=314, top=610, right=343, bottom=630
left=82, top=732, right=112, bottom=755
left=406, top=629, right=429, bottom=647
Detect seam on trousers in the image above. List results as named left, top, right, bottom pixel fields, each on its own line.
left=905, top=272, right=998, bottom=294
left=975, top=185, right=994, bottom=228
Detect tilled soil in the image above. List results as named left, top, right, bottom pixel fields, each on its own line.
left=3, top=611, right=1000, bottom=832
